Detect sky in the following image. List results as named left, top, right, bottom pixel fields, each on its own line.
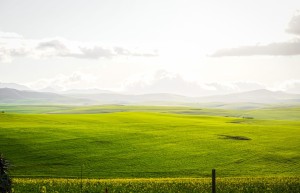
left=1, top=0, right=300, bottom=96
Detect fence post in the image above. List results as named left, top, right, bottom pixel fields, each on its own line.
left=80, top=165, right=83, bottom=193
left=212, top=169, right=216, bottom=193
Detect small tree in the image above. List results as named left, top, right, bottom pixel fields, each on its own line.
left=0, top=154, right=12, bottom=193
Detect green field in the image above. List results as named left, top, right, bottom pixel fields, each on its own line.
left=0, top=105, right=300, bottom=192
left=1, top=105, right=299, bottom=179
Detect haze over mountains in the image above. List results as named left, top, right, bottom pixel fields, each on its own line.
left=0, top=82, right=31, bottom=90
left=0, top=88, right=89, bottom=104
left=1, top=82, right=300, bottom=109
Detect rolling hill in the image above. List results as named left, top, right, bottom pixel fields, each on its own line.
left=0, top=82, right=30, bottom=90
left=196, top=89, right=300, bottom=104
left=0, top=88, right=86, bottom=104
left=1, top=88, right=300, bottom=108
left=0, top=109, right=299, bottom=178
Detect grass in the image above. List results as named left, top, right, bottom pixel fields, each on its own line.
left=0, top=105, right=299, bottom=179
left=1, top=104, right=300, bottom=120
left=0, top=105, right=300, bottom=192
left=11, top=177, right=300, bottom=193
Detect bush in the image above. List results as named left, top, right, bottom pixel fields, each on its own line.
left=0, top=154, right=12, bottom=193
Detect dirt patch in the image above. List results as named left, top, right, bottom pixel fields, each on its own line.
left=218, top=135, right=251, bottom=140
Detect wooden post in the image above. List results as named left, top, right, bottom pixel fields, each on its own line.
left=212, top=169, right=216, bottom=193
left=80, top=165, right=83, bottom=193
left=105, top=187, right=108, bottom=193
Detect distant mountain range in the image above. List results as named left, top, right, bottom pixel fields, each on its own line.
left=0, top=82, right=31, bottom=90
left=1, top=87, right=300, bottom=109
left=39, top=87, right=114, bottom=94
left=196, top=89, right=300, bottom=104
left=0, top=88, right=88, bottom=104
left=65, top=92, right=190, bottom=104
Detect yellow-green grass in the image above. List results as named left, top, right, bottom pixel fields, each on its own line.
left=0, top=107, right=299, bottom=179
left=12, top=177, right=300, bottom=193
left=1, top=105, right=300, bottom=120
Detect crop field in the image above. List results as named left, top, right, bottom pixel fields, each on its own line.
left=0, top=105, right=300, bottom=192
left=11, top=177, right=300, bottom=193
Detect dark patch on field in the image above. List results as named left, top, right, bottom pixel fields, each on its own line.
left=228, top=118, right=254, bottom=124
left=93, top=140, right=113, bottom=144
left=242, top=116, right=254, bottom=119
left=262, top=153, right=299, bottom=164
left=218, top=135, right=251, bottom=140
left=228, top=120, right=243, bottom=124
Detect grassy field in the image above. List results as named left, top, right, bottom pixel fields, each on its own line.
left=1, top=104, right=300, bottom=120
left=0, top=105, right=299, bottom=179
left=0, top=105, right=299, bottom=192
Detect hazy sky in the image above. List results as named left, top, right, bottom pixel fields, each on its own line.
left=1, top=0, right=300, bottom=95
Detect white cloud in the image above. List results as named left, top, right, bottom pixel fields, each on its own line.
left=0, top=47, right=30, bottom=63
left=211, top=39, right=300, bottom=57
left=37, top=39, right=69, bottom=52
left=211, top=12, right=300, bottom=57
left=121, top=70, right=266, bottom=96
left=0, top=31, right=23, bottom=39
left=24, top=70, right=298, bottom=96
left=276, top=80, right=300, bottom=94
left=26, top=72, right=99, bottom=91
left=0, top=32, right=158, bottom=62
left=286, top=12, right=300, bottom=36
left=206, top=81, right=265, bottom=93
left=121, top=70, right=211, bottom=96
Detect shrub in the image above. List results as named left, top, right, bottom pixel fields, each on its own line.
left=0, top=154, right=12, bottom=193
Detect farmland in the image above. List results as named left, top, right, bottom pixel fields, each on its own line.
left=11, top=177, right=300, bottom=193
left=0, top=105, right=300, bottom=192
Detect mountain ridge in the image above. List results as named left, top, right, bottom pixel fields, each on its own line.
left=1, top=88, right=300, bottom=108
left=0, top=82, right=31, bottom=90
